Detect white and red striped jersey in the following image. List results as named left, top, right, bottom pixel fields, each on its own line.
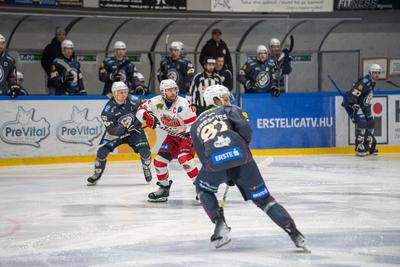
left=136, top=95, right=197, bottom=135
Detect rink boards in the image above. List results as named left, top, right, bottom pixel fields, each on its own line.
left=0, top=92, right=400, bottom=165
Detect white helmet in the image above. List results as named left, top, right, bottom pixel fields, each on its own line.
left=257, top=45, right=268, bottom=54
left=160, top=79, right=178, bottom=96
left=204, top=84, right=230, bottom=107
left=114, top=41, right=126, bottom=50
left=170, top=41, right=184, bottom=51
left=16, top=71, right=24, bottom=81
left=61, top=40, right=74, bottom=50
left=369, top=64, right=382, bottom=73
left=269, top=38, right=280, bottom=47
left=0, top=34, right=6, bottom=43
left=135, top=72, right=145, bottom=82
left=111, top=81, right=128, bottom=94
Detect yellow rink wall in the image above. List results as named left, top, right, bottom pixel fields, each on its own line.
left=1, top=146, right=400, bottom=167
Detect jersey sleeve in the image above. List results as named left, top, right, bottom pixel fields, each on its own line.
left=77, top=62, right=86, bottom=94
left=136, top=98, right=155, bottom=122
left=101, top=103, right=126, bottom=136
left=6, top=57, right=17, bottom=86
left=228, top=106, right=252, bottom=144
left=181, top=102, right=197, bottom=126
left=49, top=59, right=63, bottom=87
left=98, top=59, right=109, bottom=82
left=238, top=62, right=250, bottom=86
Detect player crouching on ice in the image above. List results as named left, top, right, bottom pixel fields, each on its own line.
left=87, top=81, right=152, bottom=186
left=342, top=64, right=381, bottom=156
left=136, top=79, right=199, bottom=202
left=190, top=84, right=309, bottom=251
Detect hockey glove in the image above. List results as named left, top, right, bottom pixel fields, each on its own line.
left=245, top=80, right=254, bottom=91
left=271, top=87, right=281, bottom=97
left=143, top=111, right=160, bottom=129
left=111, top=73, right=123, bottom=82
left=9, top=85, right=21, bottom=99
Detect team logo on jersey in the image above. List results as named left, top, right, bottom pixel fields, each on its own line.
left=116, top=70, right=127, bottom=82
left=177, top=106, right=183, bottom=113
left=211, top=147, right=243, bottom=165
left=167, top=69, right=180, bottom=83
left=3, top=61, right=8, bottom=67
left=0, top=106, right=50, bottom=147
left=66, top=69, right=79, bottom=84
left=0, top=66, right=4, bottom=82
left=56, top=106, right=103, bottom=146
left=213, top=135, right=231, bottom=148
left=256, top=71, right=270, bottom=88
left=156, top=103, right=164, bottom=110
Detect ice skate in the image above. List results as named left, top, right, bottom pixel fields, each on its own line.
left=87, top=173, right=101, bottom=186
left=148, top=180, right=172, bottom=202
left=286, top=223, right=310, bottom=253
left=355, top=144, right=367, bottom=157
left=211, top=208, right=231, bottom=248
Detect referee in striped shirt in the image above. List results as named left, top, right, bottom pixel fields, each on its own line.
left=187, top=57, right=223, bottom=115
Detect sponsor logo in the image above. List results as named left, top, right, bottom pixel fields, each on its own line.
left=211, top=147, right=243, bottom=165
left=0, top=106, right=50, bottom=147
left=250, top=185, right=269, bottom=200
left=160, top=144, right=170, bottom=151
left=160, top=114, right=181, bottom=128
left=257, top=117, right=334, bottom=129
left=213, top=135, right=231, bottom=148
left=56, top=106, right=103, bottom=146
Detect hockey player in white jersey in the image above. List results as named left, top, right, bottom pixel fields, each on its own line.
left=136, top=79, right=199, bottom=202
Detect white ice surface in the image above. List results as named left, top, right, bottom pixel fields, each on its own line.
left=0, top=154, right=399, bottom=267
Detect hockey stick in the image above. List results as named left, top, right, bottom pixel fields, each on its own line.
left=88, top=127, right=145, bottom=152
left=288, top=35, right=294, bottom=53
left=165, top=34, right=170, bottom=57
left=327, top=74, right=346, bottom=98
left=386, top=80, right=400, bottom=88
left=219, top=156, right=274, bottom=208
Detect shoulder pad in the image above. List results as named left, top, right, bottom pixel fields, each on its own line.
left=6, top=55, right=15, bottom=63
left=103, top=104, right=113, bottom=113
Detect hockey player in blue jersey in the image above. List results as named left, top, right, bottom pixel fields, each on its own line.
left=238, top=45, right=280, bottom=96
left=99, top=41, right=140, bottom=96
left=49, top=40, right=87, bottom=96
left=268, top=38, right=292, bottom=77
left=157, top=41, right=195, bottom=95
left=190, top=84, right=308, bottom=251
left=0, top=34, right=18, bottom=96
left=86, top=81, right=152, bottom=186
left=342, top=64, right=381, bottom=156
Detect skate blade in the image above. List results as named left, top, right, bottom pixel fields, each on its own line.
left=147, top=197, right=168, bottom=203
left=213, top=235, right=231, bottom=249
left=87, top=182, right=97, bottom=186
left=300, top=245, right=311, bottom=253
left=356, top=152, right=367, bottom=157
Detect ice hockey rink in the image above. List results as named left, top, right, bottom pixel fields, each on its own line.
left=0, top=154, right=399, bottom=267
